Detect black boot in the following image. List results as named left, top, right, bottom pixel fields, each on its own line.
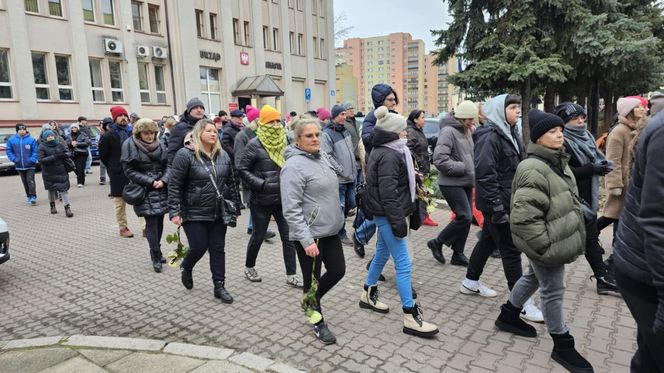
left=180, top=266, right=193, bottom=289
left=150, top=251, right=162, bottom=273
left=213, top=280, right=234, bottom=304
left=495, top=301, right=537, bottom=337
left=550, top=332, right=594, bottom=372
left=50, top=202, right=58, bottom=214
left=64, top=204, right=73, bottom=218
left=593, top=274, right=620, bottom=297
left=366, top=257, right=386, bottom=281
left=450, top=251, right=469, bottom=267
left=427, top=239, right=445, bottom=264
left=352, top=232, right=365, bottom=258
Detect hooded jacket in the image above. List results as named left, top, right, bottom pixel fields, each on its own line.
left=433, top=114, right=474, bottom=187
left=280, top=145, right=344, bottom=248
left=7, top=132, right=38, bottom=170
left=510, top=143, right=585, bottom=267
left=167, top=108, right=205, bottom=164
left=474, top=94, right=525, bottom=214
left=361, top=84, right=398, bottom=154
left=321, top=120, right=357, bottom=183
left=37, top=141, right=70, bottom=192
left=406, top=120, right=430, bottom=175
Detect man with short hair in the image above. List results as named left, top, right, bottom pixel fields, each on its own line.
left=167, top=98, right=206, bottom=164
left=221, top=109, right=246, bottom=162
left=129, top=112, right=139, bottom=126
left=77, top=116, right=94, bottom=175
left=7, top=124, right=38, bottom=205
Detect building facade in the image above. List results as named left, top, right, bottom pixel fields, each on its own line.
left=0, top=0, right=334, bottom=126
left=424, top=52, right=458, bottom=115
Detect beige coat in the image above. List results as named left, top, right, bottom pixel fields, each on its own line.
left=603, top=116, right=640, bottom=219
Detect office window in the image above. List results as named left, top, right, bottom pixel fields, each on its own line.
left=263, top=26, right=269, bottom=49
left=312, top=0, right=317, bottom=15
left=243, top=21, right=250, bottom=46
left=200, top=67, right=221, bottom=115
left=195, top=10, right=204, bottom=37
left=233, top=18, right=240, bottom=44
left=138, top=62, right=150, bottom=103
left=209, top=13, right=218, bottom=40
left=89, top=59, right=104, bottom=102
left=24, top=0, right=38, bottom=13
left=320, top=38, right=325, bottom=59
left=297, top=33, right=303, bottom=55
left=313, top=37, right=318, bottom=58
left=32, top=53, right=49, bottom=100
left=0, top=49, right=12, bottom=99
left=288, top=0, right=294, bottom=8
left=102, top=0, right=114, bottom=25
left=82, top=0, right=94, bottom=21
left=48, top=0, right=62, bottom=17
left=289, top=32, right=294, bottom=54
left=154, top=65, right=166, bottom=104
left=319, top=0, right=325, bottom=17
left=148, top=5, right=159, bottom=34
left=131, top=1, right=142, bottom=31
left=272, top=28, right=279, bottom=51
left=55, top=55, right=73, bottom=101
left=108, top=60, right=123, bottom=102
left=296, top=0, right=302, bottom=11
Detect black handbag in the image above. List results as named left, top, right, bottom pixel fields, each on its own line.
left=122, top=182, right=146, bottom=205
left=409, top=197, right=427, bottom=231
left=63, top=156, right=76, bottom=173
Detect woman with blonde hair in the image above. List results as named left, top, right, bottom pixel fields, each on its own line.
left=169, top=119, right=240, bottom=303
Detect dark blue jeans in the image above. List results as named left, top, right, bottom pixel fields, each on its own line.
left=182, top=219, right=227, bottom=282
left=338, top=181, right=356, bottom=237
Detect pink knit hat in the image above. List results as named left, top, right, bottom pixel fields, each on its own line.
left=617, top=97, right=642, bottom=117
left=626, top=95, right=648, bottom=108
left=246, top=105, right=259, bottom=122
left=317, top=107, right=331, bottom=121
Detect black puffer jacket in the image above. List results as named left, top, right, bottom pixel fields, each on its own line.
left=99, top=125, right=132, bottom=196
left=121, top=138, right=171, bottom=217
left=363, top=129, right=415, bottom=238
left=236, top=137, right=282, bottom=207
left=38, top=142, right=71, bottom=192
left=167, top=111, right=202, bottom=164
left=168, top=147, right=239, bottom=223
left=67, top=131, right=90, bottom=155
left=221, top=122, right=243, bottom=161
left=406, top=121, right=430, bottom=174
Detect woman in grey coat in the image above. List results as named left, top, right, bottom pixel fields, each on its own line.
left=427, top=101, right=478, bottom=266
left=280, top=114, right=345, bottom=345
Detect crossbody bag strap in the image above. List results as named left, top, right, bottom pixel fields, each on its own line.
left=198, top=157, right=223, bottom=199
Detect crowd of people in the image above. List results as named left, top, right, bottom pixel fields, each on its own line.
left=6, top=82, right=664, bottom=373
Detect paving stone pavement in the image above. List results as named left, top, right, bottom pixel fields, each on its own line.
left=0, top=167, right=637, bottom=372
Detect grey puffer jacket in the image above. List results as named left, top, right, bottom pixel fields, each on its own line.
left=121, top=138, right=171, bottom=217
left=321, top=121, right=356, bottom=183
left=433, top=114, right=474, bottom=187
left=280, top=145, right=344, bottom=247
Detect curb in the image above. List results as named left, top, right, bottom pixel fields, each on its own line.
left=0, top=335, right=306, bottom=373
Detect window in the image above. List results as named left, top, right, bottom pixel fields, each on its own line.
left=313, top=37, right=318, bottom=57
left=131, top=1, right=142, bottom=32
left=154, top=65, right=166, bottom=104
left=55, top=55, right=73, bottom=100
left=319, top=0, right=325, bottom=17
left=200, top=67, right=221, bottom=115
left=48, top=0, right=62, bottom=17
left=263, top=26, right=269, bottom=49
left=272, top=28, right=279, bottom=51
left=288, top=0, right=293, bottom=9
left=243, top=21, right=250, bottom=46
left=232, top=18, right=240, bottom=44
left=297, top=33, right=303, bottom=55
left=89, top=59, right=104, bottom=102
left=108, top=60, right=123, bottom=102
left=32, top=53, right=49, bottom=100
left=312, top=0, right=317, bottom=15
left=209, top=13, right=218, bottom=40
left=25, top=0, right=38, bottom=13
left=195, top=10, right=204, bottom=38
left=296, top=0, right=302, bottom=11
left=0, top=49, right=12, bottom=99
left=289, top=32, right=294, bottom=54
left=320, top=38, right=325, bottom=59
left=82, top=0, right=94, bottom=21
left=101, top=0, right=114, bottom=25
left=138, top=62, right=149, bottom=103
left=148, top=5, right=159, bottom=34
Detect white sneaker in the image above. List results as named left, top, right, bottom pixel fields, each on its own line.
left=459, top=280, right=498, bottom=298
left=77, top=184, right=83, bottom=188
left=286, top=274, right=303, bottom=288
left=244, top=267, right=262, bottom=282
left=520, top=298, right=544, bottom=323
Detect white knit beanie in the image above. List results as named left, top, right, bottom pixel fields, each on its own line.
left=617, top=97, right=641, bottom=118
left=375, top=106, right=406, bottom=134
left=454, top=100, right=479, bottom=119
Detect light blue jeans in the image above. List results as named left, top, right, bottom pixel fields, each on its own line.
left=366, top=215, right=414, bottom=308
left=85, top=148, right=92, bottom=171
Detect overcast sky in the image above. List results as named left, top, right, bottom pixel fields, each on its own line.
left=333, top=0, right=450, bottom=52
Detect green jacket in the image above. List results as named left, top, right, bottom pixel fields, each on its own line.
left=510, top=143, right=586, bottom=267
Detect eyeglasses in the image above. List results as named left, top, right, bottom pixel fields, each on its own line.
left=385, top=98, right=396, bottom=102
left=300, top=133, right=321, bottom=138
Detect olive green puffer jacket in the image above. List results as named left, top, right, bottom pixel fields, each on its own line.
left=510, top=143, right=585, bottom=267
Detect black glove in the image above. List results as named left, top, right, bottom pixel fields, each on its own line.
left=592, top=162, right=612, bottom=176
left=491, top=213, right=509, bottom=225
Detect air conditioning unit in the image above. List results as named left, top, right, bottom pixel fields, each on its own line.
left=104, top=38, right=123, bottom=54
left=152, top=46, right=168, bottom=59
left=136, top=45, right=150, bottom=58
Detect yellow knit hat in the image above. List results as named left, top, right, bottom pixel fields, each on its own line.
left=259, top=105, right=281, bottom=125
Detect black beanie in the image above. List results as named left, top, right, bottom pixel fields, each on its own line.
left=528, top=109, right=564, bottom=143
left=554, top=102, right=586, bottom=124
left=15, top=123, right=26, bottom=132
left=186, top=97, right=205, bottom=113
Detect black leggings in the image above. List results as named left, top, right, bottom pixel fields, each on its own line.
left=144, top=215, right=165, bottom=255
left=73, top=153, right=87, bottom=185
left=182, top=219, right=227, bottom=282
left=294, top=235, right=346, bottom=313
left=584, top=218, right=608, bottom=277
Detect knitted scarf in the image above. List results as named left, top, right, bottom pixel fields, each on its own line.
left=381, top=138, right=416, bottom=202
left=257, top=124, right=287, bottom=168
left=133, top=137, right=160, bottom=153
left=110, top=123, right=131, bottom=143
left=564, top=123, right=605, bottom=210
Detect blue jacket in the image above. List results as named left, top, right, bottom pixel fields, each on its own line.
left=361, top=83, right=398, bottom=154
left=7, top=133, right=38, bottom=170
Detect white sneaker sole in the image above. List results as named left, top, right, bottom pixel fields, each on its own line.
left=459, top=284, right=498, bottom=298
left=520, top=312, right=544, bottom=323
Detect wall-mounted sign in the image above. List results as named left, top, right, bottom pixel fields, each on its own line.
left=229, top=103, right=239, bottom=111
left=200, top=51, right=221, bottom=62
left=240, top=51, right=249, bottom=65
left=265, top=61, right=282, bottom=70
